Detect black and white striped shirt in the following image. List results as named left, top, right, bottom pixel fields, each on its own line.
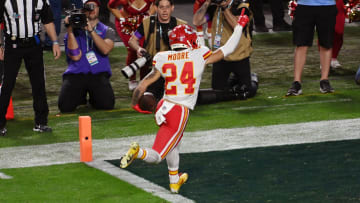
left=0, top=0, right=54, bottom=39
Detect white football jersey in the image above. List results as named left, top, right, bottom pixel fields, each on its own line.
left=153, top=46, right=212, bottom=110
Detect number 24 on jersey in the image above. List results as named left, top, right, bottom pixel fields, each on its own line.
left=162, top=61, right=196, bottom=95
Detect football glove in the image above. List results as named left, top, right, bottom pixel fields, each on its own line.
left=132, top=104, right=152, bottom=114
left=237, top=8, right=249, bottom=27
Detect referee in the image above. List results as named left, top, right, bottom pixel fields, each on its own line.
left=0, top=0, right=61, bottom=136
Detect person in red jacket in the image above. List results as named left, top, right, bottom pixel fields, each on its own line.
left=108, top=0, right=155, bottom=90
left=330, top=0, right=346, bottom=69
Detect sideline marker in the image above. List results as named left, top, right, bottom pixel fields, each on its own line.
left=0, top=83, right=14, bottom=120
left=6, top=97, right=14, bottom=120
left=79, top=116, right=93, bottom=162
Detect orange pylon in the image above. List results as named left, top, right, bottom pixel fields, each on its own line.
left=5, top=97, right=14, bottom=120
left=79, top=116, right=92, bottom=162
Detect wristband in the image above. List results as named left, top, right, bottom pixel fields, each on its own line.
left=68, top=47, right=80, bottom=56
left=53, top=41, right=59, bottom=45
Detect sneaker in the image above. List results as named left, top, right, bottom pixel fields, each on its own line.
left=0, top=127, right=7, bottom=136
left=286, top=81, right=302, bottom=96
left=120, top=142, right=140, bottom=168
left=254, top=24, right=269, bottom=33
left=320, top=79, right=335, bottom=93
left=232, top=84, right=248, bottom=100
left=128, top=80, right=139, bottom=91
left=330, top=59, right=342, bottom=69
left=169, top=173, right=188, bottom=194
left=251, top=72, right=258, bottom=84
left=33, top=124, right=52, bottom=133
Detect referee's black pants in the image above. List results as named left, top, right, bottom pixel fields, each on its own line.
left=0, top=42, right=49, bottom=128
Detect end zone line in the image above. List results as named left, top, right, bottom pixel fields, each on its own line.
left=86, top=160, right=194, bottom=203
left=1, top=118, right=360, bottom=169
left=232, top=98, right=352, bottom=110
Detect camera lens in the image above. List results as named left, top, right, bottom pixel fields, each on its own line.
left=84, top=4, right=95, bottom=11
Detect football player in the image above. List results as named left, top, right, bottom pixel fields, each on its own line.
left=119, top=9, right=249, bottom=194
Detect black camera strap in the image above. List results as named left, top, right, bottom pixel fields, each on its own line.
left=142, top=15, right=155, bottom=51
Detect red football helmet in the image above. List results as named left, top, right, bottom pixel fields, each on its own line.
left=169, top=24, right=199, bottom=50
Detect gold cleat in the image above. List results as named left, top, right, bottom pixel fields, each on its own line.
left=120, top=142, right=139, bottom=168
left=169, top=173, right=188, bottom=193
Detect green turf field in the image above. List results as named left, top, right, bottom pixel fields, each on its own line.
left=0, top=26, right=359, bottom=202
left=0, top=163, right=167, bottom=202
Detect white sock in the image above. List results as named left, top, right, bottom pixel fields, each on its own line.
left=136, top=148, right=144, bottom=159
left=168, top=168, right=179, bottom=184
left=166, top=146, right=180, bottom=184
left=141, top=148, right=161, bottom=164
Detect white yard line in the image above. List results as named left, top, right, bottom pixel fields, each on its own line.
left=1, top=118, right=359, bottom=169
left=86, top=160, right=194, bottom=203
left=232, top=98, right=352, bottom=110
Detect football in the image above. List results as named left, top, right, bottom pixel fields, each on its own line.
left=138, top=93, right=157, bottom=112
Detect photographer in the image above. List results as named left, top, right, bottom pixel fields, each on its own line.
left=128, top=0, right=186, bottom=101
left=58, top=0, right=115, bottom=113
left=193, top=0, right=258, bottom=104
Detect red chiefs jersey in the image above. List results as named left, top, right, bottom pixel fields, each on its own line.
left=108, top=0, right=154, bottom=16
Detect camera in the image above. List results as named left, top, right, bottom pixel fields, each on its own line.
left=67, top=4, right=95, bottom=29
left=121, top=51, right=152, bottom=79
left=69, top=11, right=87, bottom=29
